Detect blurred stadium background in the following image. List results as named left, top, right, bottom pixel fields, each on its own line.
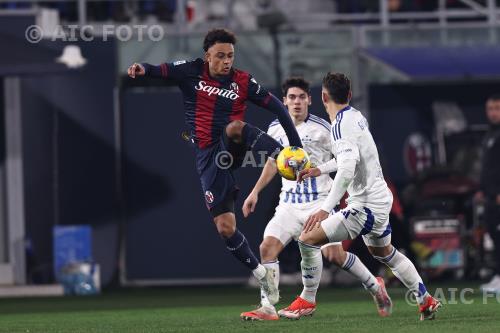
left=0, top=0, right=500, bottom=331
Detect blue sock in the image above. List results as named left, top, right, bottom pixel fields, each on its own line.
left=242, top=123, right=283, bottom=159
left=224, top=229, right=259, bottom=270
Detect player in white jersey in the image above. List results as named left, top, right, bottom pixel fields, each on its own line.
left=297, top=72, right=442, bottom=321
left=240, top=78, right=392, bottom=321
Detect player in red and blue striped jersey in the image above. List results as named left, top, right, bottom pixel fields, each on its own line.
left=127, top=28, right=301, bottom=303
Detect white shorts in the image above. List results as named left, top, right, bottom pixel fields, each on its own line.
left=321, top=202, right=393, bottom=247
left=263, top=201, right=341, bottom=248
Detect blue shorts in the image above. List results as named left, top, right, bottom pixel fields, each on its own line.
left=194, top=134, right=247, bottom=213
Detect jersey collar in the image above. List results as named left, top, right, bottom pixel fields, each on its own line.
left=304, top=112, right=311, bottom=122
left=336, top=105, right=351, bottom=120
left=293, top=112, right=309, bottom=128
left=339, top=105, right=351, bottom=113
left=204, top=62, right=234, bottom=83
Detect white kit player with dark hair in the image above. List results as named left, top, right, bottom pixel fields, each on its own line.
left=240, top=77, right=391, bottom=321
left=297, top=72, right=442, bottom=321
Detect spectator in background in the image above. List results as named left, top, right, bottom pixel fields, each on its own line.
left=335, top=0, right=418, bottom=13
left=382, top=0, right=420, bottom=17
left=19, top=1, right=176, bottom=23
left=476, top=94, right=500, bottom=294
left=140, top=0, right=176, bottom=22
left=387, top=0, right=417, bottom=12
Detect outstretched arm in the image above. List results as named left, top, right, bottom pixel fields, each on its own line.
left=127, top=62, right=145, bottom=78
left=127, top=62, right=167, bottom=78
left=242, top=158, right=278, bottom=217
left=319, top=158, right=356, bottom=213
left=297, top=157, right=337, bottom=183
left=141, top=63, right=169, bottom=77
left=246, top=76, right=302, bottom=148
left=261, top=94, right=302, bottom=148
left=301, top=158, right=354, bottom=233
left=128, top=60, right=191, bottom=79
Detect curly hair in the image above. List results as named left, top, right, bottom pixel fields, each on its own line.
left=203, top=28, right=237, bottom=51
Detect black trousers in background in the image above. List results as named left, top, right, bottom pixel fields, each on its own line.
left=485, top=201, right=500, bottom=275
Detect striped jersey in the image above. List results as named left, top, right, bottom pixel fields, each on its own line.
left=147, top=58, right=272, bottom=148
left=268, top=113, right=333, bottom=206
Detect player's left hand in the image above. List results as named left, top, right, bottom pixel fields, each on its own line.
left=303, top=209, right=329, bottom=233
left=242, top=191, right=258, bottom=218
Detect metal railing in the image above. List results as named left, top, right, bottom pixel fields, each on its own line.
left=0, top=0, right=499, bottom=29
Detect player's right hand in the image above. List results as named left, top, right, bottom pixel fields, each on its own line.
left=297, top=167, right=321, bottom=183
left=242, top=191, right=258, bottom=218
left=127, top=63, right=145, bottom=78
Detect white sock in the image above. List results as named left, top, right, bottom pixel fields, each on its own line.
left=260, top=261, right=279, bottom=308
left=298, top=241, right=322, bottom=304
left=374, top=247, right=429, bottom=304
left=252, top=264, right=266, bottom=280
left=342, top=252, right=379, bottom=295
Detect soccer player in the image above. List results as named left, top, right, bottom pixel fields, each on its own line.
left=297, top=72, right=442, bottom=321
left=127, top=28, right=303, bottom=303
left=240, top=77, right=392, bottom=321
left=477, top=94, right=500, bottom=293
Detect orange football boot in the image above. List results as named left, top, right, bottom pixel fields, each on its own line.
left=278, top=296, right=316, bottom=319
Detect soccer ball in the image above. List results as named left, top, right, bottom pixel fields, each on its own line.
left=276, top=146, right=311, bottom=181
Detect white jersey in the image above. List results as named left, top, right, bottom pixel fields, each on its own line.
left=331, top=106, right=392, bottom=207
left=267, top=114, right=333, bottom=206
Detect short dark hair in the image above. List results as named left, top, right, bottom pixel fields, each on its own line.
left=282, top=77, right=311, bottom=96
left=487, top=93, right=500, bottom=102
left=203, top=28, right=236, bottom=52
left=322, top=72, right=351, bottom=104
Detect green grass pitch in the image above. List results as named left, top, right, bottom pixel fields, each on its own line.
left=0, top=283, right=498, bottom=333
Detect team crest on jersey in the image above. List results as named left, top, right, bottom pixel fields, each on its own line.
left=301, top=135, right=312, bottom=144
left=205, top=190, right=215, bottom=204
left=250, top=77, right=261, bottom=94
left=230, top=82, right=239, bottom=93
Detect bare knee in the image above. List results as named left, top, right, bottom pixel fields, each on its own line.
left=322, top=245, right=347, bottom=266
left=214, top=213, right=236, bottom=238
left=298, top=232, right=311, bottom=244
left=225, top=120, right=245, bottom=141
left=259, top=237, right=283, bottom=262
left=298, top=231, right=322, bottom=247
